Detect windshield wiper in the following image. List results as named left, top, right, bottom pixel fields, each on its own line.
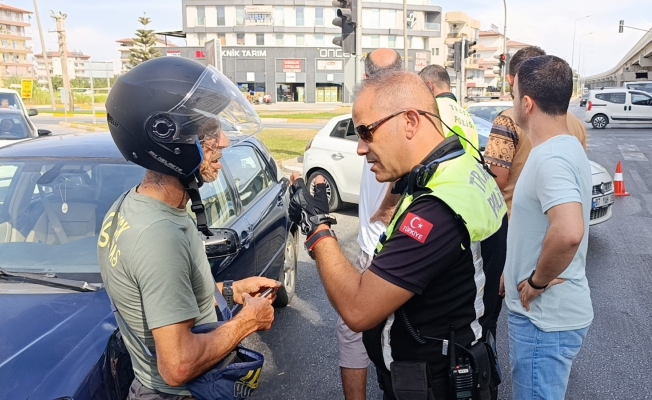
left=0, top=267, right=102, bottom=292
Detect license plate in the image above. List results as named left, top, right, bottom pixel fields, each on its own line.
left=592, top=194, right=614, bottom=210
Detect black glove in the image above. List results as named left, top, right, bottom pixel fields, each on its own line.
left=289, top=177, right=336, bottom=236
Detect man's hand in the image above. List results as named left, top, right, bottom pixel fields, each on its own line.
left=517, top=277, right=565, bottom=311
left=499, top=273, right=505, bottom=297
left=240, top=293, right=275, bottom=332
left=288, top=172, right=335, bottom=236
left=232, top=277, right=281, bottom=305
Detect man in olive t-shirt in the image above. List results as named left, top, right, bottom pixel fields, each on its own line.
left=99, top=186, right=220, bottom=395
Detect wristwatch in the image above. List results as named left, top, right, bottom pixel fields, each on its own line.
left=305, top=229, right=337, bottom=260
left=527, top=270, right=548, bottom=291
left=223, top=280, right=235, bottom=308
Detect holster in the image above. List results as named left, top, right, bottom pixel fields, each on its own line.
left=378, top=362, right=447, bottom=400
left=465, top=341, right=492, bottom=400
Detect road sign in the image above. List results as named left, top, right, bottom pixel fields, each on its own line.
left=21, top=79, right=33, bottom=99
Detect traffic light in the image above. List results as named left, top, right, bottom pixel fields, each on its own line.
left=619, top=20, right=624, bottom=33
left=493, top=53, right=506, bottom=74
left=445, top=40, right=462, bottom=72
left=505, top=52, right=512, bottom=75
left=464, top=40, right=478, bottom=59
left=332, top=0, right=358, bottom=54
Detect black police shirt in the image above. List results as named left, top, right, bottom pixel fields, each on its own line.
left=363, top=196, right=480, bottom=377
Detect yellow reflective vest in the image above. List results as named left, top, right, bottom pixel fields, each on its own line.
left=436, top=96, right=481, bottom=159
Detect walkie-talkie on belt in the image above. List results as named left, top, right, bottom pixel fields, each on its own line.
left=449, top=325, right=474, bottom=400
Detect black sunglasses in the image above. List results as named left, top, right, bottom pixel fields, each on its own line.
left=354, top=109, right=440, bottom=142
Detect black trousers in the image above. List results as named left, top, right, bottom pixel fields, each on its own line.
left=479, top=215, right=508, bottom=341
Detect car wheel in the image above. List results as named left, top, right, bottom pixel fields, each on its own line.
left=591, top=114, right=608, bottom=129
left=308, top=170, right=341, bottom=211
left=274, top=230, right=298, bottom=307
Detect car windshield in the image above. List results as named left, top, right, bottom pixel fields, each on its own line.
left=0, top=159, right=145, bottom=275
left=467, top=105, right=512, bottom=123
left=0, top=112, right=30, bottom=140
left=0, top=93, right=25, bottom=113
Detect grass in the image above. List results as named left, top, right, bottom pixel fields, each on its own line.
left=257, top=112, right=348, bottom=120
left=258, top=128, right=317, bottom=161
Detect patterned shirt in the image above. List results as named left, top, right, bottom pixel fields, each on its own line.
left=484, top=114, right=518, bottom=169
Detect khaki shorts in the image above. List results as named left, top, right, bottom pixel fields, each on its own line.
left=336, top=250, right=373, bottom=369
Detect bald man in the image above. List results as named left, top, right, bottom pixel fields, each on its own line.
left=289, top=71, right=504, bottom=399
left=332, top=48, right=405, bottom=400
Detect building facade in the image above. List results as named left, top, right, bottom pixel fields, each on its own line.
left=443, top=12, right=482, bottom=96
left=34, top=51, right=91, bottom=82
left=0, top=4, right=34, bottom=78
left=476, top=30, right=531, bottom=94
left=180, top=0, right=443, bottom=103
left=117, top=36, right=176, bottom=73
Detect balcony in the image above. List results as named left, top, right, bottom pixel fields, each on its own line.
left=0, top=17, right=30, bottom=27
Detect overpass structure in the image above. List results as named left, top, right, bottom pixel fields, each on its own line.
left=584, top=28, right=652, bottom=90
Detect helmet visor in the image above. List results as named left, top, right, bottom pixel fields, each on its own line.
left=147, top=65, right=262, bottom=146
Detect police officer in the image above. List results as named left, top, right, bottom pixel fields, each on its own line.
left=100, top=57, right=279, bottom=399
left=289, top=71, right=507, bottom=399
left=419, top=64, right=480, bottom=157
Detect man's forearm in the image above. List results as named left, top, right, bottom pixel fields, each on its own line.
left=532, top=224, right=582, bottom=286
left=371, top=184, right=400, bottom=225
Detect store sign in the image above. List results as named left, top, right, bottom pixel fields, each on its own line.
left=196, top=50, right=205, bottom=59
left=221, top=49, right=267, bottom=57
left=415, top=51, right=428, bottom=72
left=317, top=60, right=343, bottom=71
left=319, top=49, right=346, bottom=58
left=283, top=59, right=303, bottom=73
left=167, top=50, right=181, bottom=57
left=286, top=72, right=296, bottom=83
left=245, top=6, right=273, bottom=26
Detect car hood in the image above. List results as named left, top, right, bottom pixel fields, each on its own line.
left=0, top=138, right=28, bottom=149
left=589, top=160, right=610, bottom=177
left=0, top=288, right=117, bottom=398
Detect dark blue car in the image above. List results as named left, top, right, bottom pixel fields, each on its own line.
left=0, top=132, right=298, bottom=399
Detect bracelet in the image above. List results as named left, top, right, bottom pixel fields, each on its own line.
left=527, top=270, right=548, bottom=290
left=305, top=229, right=337, bottom=259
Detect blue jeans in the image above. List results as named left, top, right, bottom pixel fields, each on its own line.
left=508, top=311, right=589, bottom=400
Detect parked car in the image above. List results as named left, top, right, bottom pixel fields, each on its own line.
left=0, top=108, right=51, bottom=148
left=580, top=92, right=589, bottom=107
left=465, top=101, right=513, bottom=123
left=304, top=115, right=614, bottom=225
left=0, top=132, right=297, bottom=399
left=585, top=88, right=652, bottom=129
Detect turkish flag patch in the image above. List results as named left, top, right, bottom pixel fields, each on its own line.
left=399, top=212, right=433, bottom=244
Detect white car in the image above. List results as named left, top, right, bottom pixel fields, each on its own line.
left=465, top=101, right=513, bottom=123
left=585, top=88, right=652, bottom=129
left=303, top=114, right=614, bottom=225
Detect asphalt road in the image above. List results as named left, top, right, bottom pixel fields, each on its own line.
left=238, top=102, right=652, bottom=399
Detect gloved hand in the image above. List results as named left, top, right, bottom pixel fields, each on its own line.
left=289, top=175, right=336, bottom=237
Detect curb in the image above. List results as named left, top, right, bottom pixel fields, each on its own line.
left=280, top=157, right=303, bottom=176
left=59, top=121, right=107, bottom=132
left=262, top=118, right=329, bottom=125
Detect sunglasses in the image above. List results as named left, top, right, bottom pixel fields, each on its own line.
left=354, top=109, right=440, bottom=142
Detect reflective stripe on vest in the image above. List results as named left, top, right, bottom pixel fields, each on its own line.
left=375, top=152, right=507, bottom=370
left=436, top=96, right=480, bottom=158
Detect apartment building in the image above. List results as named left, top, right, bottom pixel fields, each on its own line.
left=116, top=36, right=176, bottom=73
left=476, top=29, right=531, bottom=95
left=0, top=4, right=34, bottom=78
left=178, top=0, right=443, bottom=103
left=34, top=51, right=91, bottom=82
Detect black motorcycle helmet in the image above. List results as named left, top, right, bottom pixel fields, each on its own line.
left=106, top=56, right=260, bottom=178
left=106, top=57, right=261, bottom=234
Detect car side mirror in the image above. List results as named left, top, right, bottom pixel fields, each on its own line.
left=37, top=129, right=51, bottom=137
left=28, top=109, right=39, bottom=116
left=204, top=228, right=241, bottom=259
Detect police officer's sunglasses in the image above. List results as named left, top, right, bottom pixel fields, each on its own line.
left=354, top=109, right=440, bottom=142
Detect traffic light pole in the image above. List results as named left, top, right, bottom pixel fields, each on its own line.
left=459, top=36, right=465, bottom=107
left=501, top=0, right=507, bottom=96
left=403, top=0, right=408, bottom=71
left=356, top=0, right=363, bottom=84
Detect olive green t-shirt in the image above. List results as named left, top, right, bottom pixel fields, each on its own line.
left=98, top=187, right=217, bottom=395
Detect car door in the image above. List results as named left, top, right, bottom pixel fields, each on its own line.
left=326, top=118, right=364, bottom=201
left=190, top=169, right=256, bottom=282
left=594, top=92, right=627, bottom=121
left=628, top=91, right=652, bottom=123
left=221, top=143, right=287, bottom=279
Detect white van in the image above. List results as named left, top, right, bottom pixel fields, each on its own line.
left=584, top=88, right=652, bottom=129
left=624, top=81, right=652, bottom=94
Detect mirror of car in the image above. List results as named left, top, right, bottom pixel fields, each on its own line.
left=37, top=129, right=51, bottom=137
left=28, top=109, right=38, bottom=117
left=204, top=228, right=241, bottom=258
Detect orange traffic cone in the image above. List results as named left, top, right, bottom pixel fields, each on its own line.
left=614, top=161, right=630, bottom=196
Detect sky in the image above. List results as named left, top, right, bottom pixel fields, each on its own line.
left=11, top=0, right=652, bottom=77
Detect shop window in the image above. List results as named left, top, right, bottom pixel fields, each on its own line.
left=237, top=34, right=245, bottom=45
left=256, top=33, right=264, bottom=46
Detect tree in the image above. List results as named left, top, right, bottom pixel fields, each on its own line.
left=128, top=14, right=161, bottom=69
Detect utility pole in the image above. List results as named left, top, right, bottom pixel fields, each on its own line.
left=51, top=11, right=73, bottom=111
left=32, top=0, right=56, bottom=110
left=501, top=0, right=507, bottom=96
left=403, top=0, right=408, bottom=71
left=460, top=36, right=466, bottom=106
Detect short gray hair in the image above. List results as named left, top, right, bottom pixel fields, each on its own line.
left=364, top=49, right=403, bottom=76
left=419, top=64, right=450, bottom=91
left=354, top=70, right=438, bottom=115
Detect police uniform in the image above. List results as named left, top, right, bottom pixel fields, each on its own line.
left=362, top=135, right=507, bottom=400
left=435, top=93, right=480, bottom=158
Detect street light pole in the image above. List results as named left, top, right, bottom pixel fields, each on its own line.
left=578, top=44, right=593, bottom=93
left=571, top=15, right=590, bottom=73
left=577, top=32, right=592, bottom=94
left=403, top=0, right=409, bottom=71
left=501, top=0, right=507, bottom=96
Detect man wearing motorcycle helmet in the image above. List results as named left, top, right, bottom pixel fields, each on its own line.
left=99, top=57, right=279, bottom=399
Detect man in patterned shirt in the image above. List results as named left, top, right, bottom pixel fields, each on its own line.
left=485, top=46, right=587, bottom=218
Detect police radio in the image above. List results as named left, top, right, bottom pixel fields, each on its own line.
left=449, top=326, right=474, bottom=400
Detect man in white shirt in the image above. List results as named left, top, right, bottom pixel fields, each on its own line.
left=337, top=48, right=403, bottom=400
